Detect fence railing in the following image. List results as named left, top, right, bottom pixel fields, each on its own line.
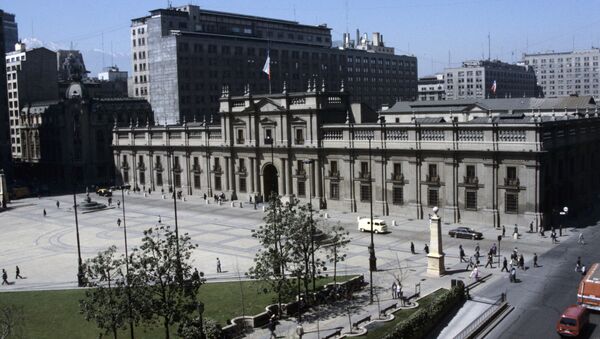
left=453, top=293, right=506, bottom=339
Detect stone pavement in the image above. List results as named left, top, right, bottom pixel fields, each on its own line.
left=0, top=192, right=572, bottom=337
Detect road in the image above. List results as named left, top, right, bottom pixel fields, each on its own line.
left=476, top=219, right=600, bottom=339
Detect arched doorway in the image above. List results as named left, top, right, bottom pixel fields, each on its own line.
left=263, top=164, right=278, bottom=201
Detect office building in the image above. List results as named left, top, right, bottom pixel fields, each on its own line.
left=444, top=60, right=537, bottom=100
left=418, top=73, right=445, bottom=101
left=2, top=11, right=17, bottom=53
left=522, top=49, right=600, bottom=100
left=5, top=43, right=58, bottom=159
left=0, top=10, right=10, bottom=177
left=113, top=87, right=600, bottom=228
left=131, top=4, right=417, bottom=124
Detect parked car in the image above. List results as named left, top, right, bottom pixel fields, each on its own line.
left=556, top=305, right=588, bottom=337
left=96, top=188, right=112, bottom=197
left=448, top=227, right=483, bottom=240
left=358, top=218, right=388, bottom=233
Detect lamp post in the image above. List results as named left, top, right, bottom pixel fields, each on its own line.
left=72, top=188, right=84, bottom=287
left=367, top=136, right=377, bottom=304
left=265, top=135, right=275, bottom=196
left=169, top=151, right=183, bottom=283
left=303, top=159, right=317, bottom=294
left=559, top=206, right=568, bottom=237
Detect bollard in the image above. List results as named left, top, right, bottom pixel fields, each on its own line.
left=162, top=194, right=165, bottom=199
left=219, top=200, right=222, bottom=206
left=144, top=192, right=147, bottom=197
left=262, top=206, right=266, bottom=212
left=240, top=202, right=243, bottom=208
left=182, top=196, right=186, bottom=202
left=206, top=199, right=209, bottom=205
left=392, top=220, right=397, bottom=227
left=324, top=212, right=329, bottom=218
left=231, top=202, right=235, bottom=207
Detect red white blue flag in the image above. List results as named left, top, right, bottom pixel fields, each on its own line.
left=262, top=50, right=271, bottom=80
left=491, top=80, right=497, bottom=94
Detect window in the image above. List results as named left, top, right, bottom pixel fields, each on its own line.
left=465, top=190, right=477, bottom=210
left=330, top=182, right=339, bottom=200
left=507, top=166, right=517, bottom=179
left=505, top=191, right=518, bottom=213
left=156, top=172, right=163, bottom=186
left=466, top=165, right=475, bottom=178
left=215, top=176, right=222, bottom=191
left=297, top=180, right=306, bottom=197
left=194, top=174, right=201, bottom=189
left=237, top=129, right=245, bottom=144
left=139, top=171, right=145, bottom=185
left=174, top=173, right=181, bottom=187
left=360, top=184, right=371, bottom=202
left=295, top=129, right=304, bottom=144
left=428, top=164, right=437, bottom=177
left=123, top=170, right=129, bottom=183
left=330, top=161, right=338, bottom=176
left=428, top=188, right=439, bottom=207
left=239, top=177, right=247, bottom=193
left=392, top=186, right=403, bottom=205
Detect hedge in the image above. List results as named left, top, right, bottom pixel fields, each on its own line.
left=381, top=283, right=466, bottom=339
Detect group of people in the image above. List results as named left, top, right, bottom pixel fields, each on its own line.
left=1, top=266, right=24, bottom=285
left=390, top=282, right=403, bottom=300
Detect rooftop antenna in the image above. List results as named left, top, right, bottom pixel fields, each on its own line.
left=111, top=41, right=114, bottom=67
left=167, top=0, right=173, bottom=9
left=488, top=32, right=491, bottom=61
left=101, top=32, right=105, bottom=69
left=345, top=0, right=349, bottom=34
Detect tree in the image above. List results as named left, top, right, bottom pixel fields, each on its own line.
left=248, top=193, right=295, bottom=315
left=324, top=222, right=350, bottom=286
left=129, top=225, right=204, bottom=339
left=0, top=304, right=23, bottom=339
left=79, top=246, right=129, bottom=339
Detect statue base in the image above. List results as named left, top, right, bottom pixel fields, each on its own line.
left=427, top=253, right=446, bottom=277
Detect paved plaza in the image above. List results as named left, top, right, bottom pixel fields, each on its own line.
left=0, top=191, right=576, bottom=337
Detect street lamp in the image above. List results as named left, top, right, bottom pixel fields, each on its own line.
left=72, top=187, right=84, bottom=287
left=559, top=206, right=568, bottom=237
left=112, top=184, right=135, bottom=339
left=264, top=135, right=275, bottom=197
left=367, top=136, right=377, bottom=304
left=302, top=159, right=317, bottom=294
left=169, top=151, right=183, bottom=283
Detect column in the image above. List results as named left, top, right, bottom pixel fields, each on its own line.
left=281, top=158, right=287, bottom=195
left=250, top=157, right=256, bottom=193
left=224, top=156, right=230, bottom=191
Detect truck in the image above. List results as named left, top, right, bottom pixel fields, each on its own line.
left=358, top=218, right=388, bottom=233
left=577, top=263, right=600, bottom=310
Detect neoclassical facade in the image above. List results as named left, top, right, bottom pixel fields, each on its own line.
left=112, top=87, right=600, bottom=229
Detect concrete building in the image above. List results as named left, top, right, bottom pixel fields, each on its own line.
left=522, top=49, right=600, bottom=100
left=5, top=43, right=58, bottom=159
left=98, top=66, right=128, bottom=82
left=131, top=4, right=417, bottom=124
left=418, top=73, right=445, bottom=101
left=0, top=10, right=10, bottom=176
left=112, top=87, right=600, bottom=229
left=444, top=60, right=537, bottom=100
left=2, top=11, right=17, bottom=53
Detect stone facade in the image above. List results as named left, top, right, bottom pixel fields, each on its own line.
left=112, top=88, right=600, bottom=229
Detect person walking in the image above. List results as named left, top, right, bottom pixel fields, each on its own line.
left=117, top=200, right=121, bottom=208
left=466, top=256, right=475, bottom=270
left=423, top=244, right=429, bottom=254
left=475, top=243, right=480, bottom=254
left=268, top=314, right=277, bottom=339
left=529, top=221, right=534, bottom=233
left=117, top=218, right=122, bottom=227
left=43, top=209, right=46, bottom=217
left=396, top=284, right=402, bottom=302
left=216, top=258, right=222, bottom=273
left=56, top=200, right=60, bottom=209
left=533, top=253, right=539, bottom=268
left=576, top=257, right=581, bottom=272
left=502, top=225, right=506, bottom=237
left=578, top=233, right=585, bottom=245
left=15, top=266, right=23, bottom=279
left=582, top=264, right=587, bottom=276
left=514, top=224, right=519, bottom=237
left=518, top=254, right=525, bottom=270
left=459, top=245, right=467, bottom=263
left=485, top=253, right=494, bottom=268
left=470, top=266, right=480, bottom=281
left=108, top=197, right=112, bottom=206
left=1, top=269, right=8, bottom=285
left=510, top=266, right=517, bottom=283
left=501, top=257, right=509, bottom=272
left=391, top=282, right=397, bottom=299
left=410, top=242, right=415, bottom=254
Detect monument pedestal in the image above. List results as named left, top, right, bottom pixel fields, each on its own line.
left=427, top=208, right=446, bottom=277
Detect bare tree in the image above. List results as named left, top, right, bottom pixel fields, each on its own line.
left=324, top=222, right=350, bottom=286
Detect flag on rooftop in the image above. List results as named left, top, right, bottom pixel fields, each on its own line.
left=262, top=50, right=271, bottom=80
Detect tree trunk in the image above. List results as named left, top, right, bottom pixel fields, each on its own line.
left=112, top=325, right=118, bottom=339
left=164, top=319, right=170, bottom=339
left=333, top=247, right=338, bottom=286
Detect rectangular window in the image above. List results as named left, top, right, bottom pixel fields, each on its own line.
left=239, top=177, right=247, bottom=193
left=297, top=180, right=306, bottom=197
left=466, top=165, right=475, bottom=178
left=330, top=181, right=339, bottom=200
left=174, top=174, right=181, bottom=187
left=505, top=191, right=518, bottom=213
left=507, top=166, right=517, bottom=179
left=237, top=129, right=244, bottom=144
left=428, top=164, right=438, bottom=177
left=215, top=176, right=222, bottom=191
left=123, top=171, right=129, bottom=183
left=156, top=172, right=163, bottom=186
left=139, top=171, right=145, bottom=184
left=392, top=185, right=403, bottom=205
left=393, top=163, right=402, bottom=175
left=295, top=129, right=304, bottom=144
left=194, top=174, right=201, bottom=189
left=428, top=188, right=439, bottom=207
left=465, top=190, right=477, bottom=210
left=360, top=183, right=371, bottom=202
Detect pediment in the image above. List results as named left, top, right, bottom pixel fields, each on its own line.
left=259, top=117, right=277, bottom=125
left=290, top=116, right=307, bottom=125
left=252, top=98, right=285, bottom=112
left=232, top=118, right=246, bottom=125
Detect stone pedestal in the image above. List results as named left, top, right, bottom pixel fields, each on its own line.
left=427, top=207, right=446, bottom=277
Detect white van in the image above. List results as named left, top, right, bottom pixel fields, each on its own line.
left=358, top=218, right=388, bottom=233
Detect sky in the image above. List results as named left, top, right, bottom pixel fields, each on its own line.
left=1, top=0, right=600, bottom=77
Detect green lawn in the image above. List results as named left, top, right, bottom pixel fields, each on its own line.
left=0, top=276, right=355, bottom=339
left=355, top=288, right=448, bottom=339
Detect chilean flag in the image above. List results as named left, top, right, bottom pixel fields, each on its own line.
left=491, top=80, right=497, bottom=94
left=262, top=50, right=271, bottom=80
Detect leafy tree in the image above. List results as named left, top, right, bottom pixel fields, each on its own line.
left=324, top=222, right=350, bottom=286
left=79, top=246, right=129, bottom=339
left=0, top=304, right=23, bottom=339
left=129, top=225, right=204, bottom=339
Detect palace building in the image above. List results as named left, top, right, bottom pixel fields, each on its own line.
left=112, top=84, right=600, bottom=229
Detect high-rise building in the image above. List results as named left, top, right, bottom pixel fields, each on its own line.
left=0, top=10, right=11, bottom=176
left=5, top=43, right=58, bottom=159
left=444, top=60, right=537, bottom=100
left=522, top=49, right=600, bottom=100
left=2, top=11, right=17, bottom=53
left=131, top=4, right=417, bottom=124
left=418, top=73, right=445, bottom=101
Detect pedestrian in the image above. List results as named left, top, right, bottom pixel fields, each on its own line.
left=491, top=243, right=497, bottom=256
left=1, top=269, right=8, bottom=285
left=514, top=224, right=519, bottom=237
left=559, top=224, right=562, bottom=237
left=423, top=244, right=429, bottom=254
left=578, top=233, right=585, bottom=245
left=475, top=243, right=480, bottom=253
left=501, top=257, right=509, bottom=272
left=467, top=256, right=475, bottom=270
left=216, top=257, right=222, bottom=273
left=485, top=253, right=494, bottom=268
left=529, top=221, right=534, bottom=233
left=410, top=241, right=415, bottom=254
left=533, top=253, right=539, bottom=268
left=117, top=218, right=122, bottom=227
left=470, top=266, right=480, bottom=281
left=582, top=265, right=587, bottom=276
left=540, top=226, right=545, bottom=237
left=158, top=215, right=162, bottom=224
left=43, top=209, right=46, bottom=217
left=519, top=254, right=525, bottom=270
left=203, top=193, right=207, bottom=200
left=56, top=200, right=60, bottom=208
left=510, top=267, right=517, bottom=283
left=108, top=197, right=112, bottom=206
left=117, top=200, right=121, bottom=208
left=391, top=282, right=397, bottom=299
left=576, top=257, right=581, bottom=272
left=15, top=266, right=22, bottom=279
left=268, top=314, right=277, bottom=339
left=502, top=225, right=506, bottom=237
left=459, top=245, right=466, bottom=263
left=475, top=249, right=480, bottom=261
